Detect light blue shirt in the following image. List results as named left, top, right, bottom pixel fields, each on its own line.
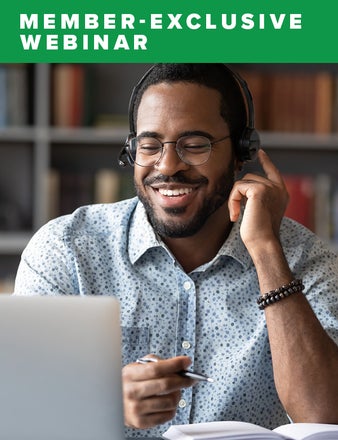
left=14, top=197, right=338, bottom=438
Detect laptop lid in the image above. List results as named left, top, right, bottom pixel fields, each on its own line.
left=0, top=294, right=125, bottom=440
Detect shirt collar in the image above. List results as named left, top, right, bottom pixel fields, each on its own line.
left=216, top=217, right=252, bottom=269
left=128, top=200, right=252, bottom=269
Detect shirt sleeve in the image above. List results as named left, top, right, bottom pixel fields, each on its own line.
left=282, top=220, right=338, bottom=345
left=14, top=219, right=79, bottom=296
left=302, top=242, right=338, bottom=345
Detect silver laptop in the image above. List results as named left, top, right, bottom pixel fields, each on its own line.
left=0, top=294, right=126, bottom=440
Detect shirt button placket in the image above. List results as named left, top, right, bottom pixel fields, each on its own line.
left=176, top=277, right=196, bottom=423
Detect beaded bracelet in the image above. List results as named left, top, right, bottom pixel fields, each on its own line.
left=257, top=278, right=304, bottom=310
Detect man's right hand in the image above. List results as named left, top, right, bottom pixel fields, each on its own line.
left=122, top=355, right=195, bottom=429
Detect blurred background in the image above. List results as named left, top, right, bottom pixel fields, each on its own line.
left=0, top=63, right=338, bottom=292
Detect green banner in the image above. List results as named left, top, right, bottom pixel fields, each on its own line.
left=0, top=0, right=337, bottom=62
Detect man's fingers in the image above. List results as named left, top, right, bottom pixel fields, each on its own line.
left=125, top=392, right=181, bottom=429
left=257, top=149, right=283, bottom=184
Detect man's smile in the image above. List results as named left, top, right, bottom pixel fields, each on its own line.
left=158, top=187, right=193, bottom=197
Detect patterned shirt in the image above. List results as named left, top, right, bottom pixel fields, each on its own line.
left=14, top=197, right=338, bottom=438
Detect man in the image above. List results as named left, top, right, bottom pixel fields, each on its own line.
left=15, top=64, right=338, bottom=438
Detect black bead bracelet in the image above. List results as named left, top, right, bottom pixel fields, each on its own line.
left=257, top=278, right=304, bottom=310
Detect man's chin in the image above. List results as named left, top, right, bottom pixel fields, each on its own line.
left=162, top=205, right=187, bottom=216
left=151, top=219, right=202, bottom=238
left=147, top=207, right=207, bottom=238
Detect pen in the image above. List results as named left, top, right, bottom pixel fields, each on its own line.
left=136, top=357, right=214, bottom=383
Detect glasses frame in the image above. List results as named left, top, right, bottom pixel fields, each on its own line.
left=126, top=134, right=231, bottom=167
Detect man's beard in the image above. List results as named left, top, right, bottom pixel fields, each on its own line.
left=135, top=162, right=235, bottom=239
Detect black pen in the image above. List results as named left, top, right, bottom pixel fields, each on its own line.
left=136, top=357, right=214, bottom=383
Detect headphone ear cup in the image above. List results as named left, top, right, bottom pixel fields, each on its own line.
left=237, top=127, right=260, bottom=162
left=118, top=134, right=135, bottom=167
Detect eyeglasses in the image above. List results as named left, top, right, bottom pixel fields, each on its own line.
left=126, top=134, right=231, bottom=167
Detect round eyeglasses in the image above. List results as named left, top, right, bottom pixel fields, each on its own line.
left=126, top=134, right=231, bottom=167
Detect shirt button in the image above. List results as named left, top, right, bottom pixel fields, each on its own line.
left=178, top=399, right=187, bottom=408
left=182, top=340, right=191, bottom=349
left=183, top=281, right=191, bottom=291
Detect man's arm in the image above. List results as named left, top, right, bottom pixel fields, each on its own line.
left=229, top=149, right=338, bottom=423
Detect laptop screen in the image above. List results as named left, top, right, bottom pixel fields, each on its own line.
left=0, top=294, right=125, bottom=440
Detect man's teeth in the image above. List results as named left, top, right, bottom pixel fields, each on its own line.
left=158, top=188, right=193, bottom=197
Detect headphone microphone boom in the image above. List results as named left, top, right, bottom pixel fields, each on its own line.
left=118, top=64, right=260, bottom=167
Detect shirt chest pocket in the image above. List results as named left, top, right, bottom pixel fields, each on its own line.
left=121, top=326, right=150, bottom=367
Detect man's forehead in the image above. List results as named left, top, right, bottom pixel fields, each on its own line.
left=140, top=80, right=222, bottom=99
left=136, top=82, right=228, bottom=136
left=137, top=82, right=223, bottom=117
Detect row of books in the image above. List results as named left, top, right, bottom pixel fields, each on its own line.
left=52, top=64, right=338, bottom=133
left=0, top=64, right=32, bottom=127
left=51, top=63, right=129, bottom=127
left=0, top=64, right=337, bottom=133
left=238, top=67, right=338, bottom=134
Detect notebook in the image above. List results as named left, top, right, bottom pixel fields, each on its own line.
left=0, top=294, right=126, bottom=440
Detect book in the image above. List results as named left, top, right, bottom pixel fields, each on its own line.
left=313, top=174, right=332, bottom=243
left=0, top=65, right=7, bottom=127
left=52, top=64, right=85, bottom=127
left=332, top=179, right=338, bottom=245
left=46, top=169, right=60, bottom=220
left=283, top=175, right=315, bottom=232
left=7, top=64, right=29, bottom=126
left=59, top=172, right=93, bottom=215
left=162, top=420, right=338, bottom=440
left=94, top=168, right=121, bottom=204
left=332, top=74, right=338, bottom=133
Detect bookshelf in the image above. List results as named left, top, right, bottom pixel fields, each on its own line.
left=0, top=63, right=338, bottom=292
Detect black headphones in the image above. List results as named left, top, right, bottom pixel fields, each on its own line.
left=118, top=64, right=260, bottom=167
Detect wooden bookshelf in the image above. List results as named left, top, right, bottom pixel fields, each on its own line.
left=0, top=63, right=338, bottom=291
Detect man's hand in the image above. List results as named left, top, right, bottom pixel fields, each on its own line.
left=122, top=355, right=195, bottom=429
left=228, top=149, right=289, bottom=253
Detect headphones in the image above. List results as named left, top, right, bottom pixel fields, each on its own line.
left=118, top=64, right=260, bottom=167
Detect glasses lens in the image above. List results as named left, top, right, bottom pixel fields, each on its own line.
left=130, top=137, right=162, bottom=166
left=177, top=136, right=211, bottom=165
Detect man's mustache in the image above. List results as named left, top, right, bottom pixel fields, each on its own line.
left=143, top=172, right=208, bottom=186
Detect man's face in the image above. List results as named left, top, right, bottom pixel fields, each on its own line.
left=134, top=81, right=237, bottom=238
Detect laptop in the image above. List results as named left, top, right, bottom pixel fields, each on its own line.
left=0, top=294, right=127, bottom=440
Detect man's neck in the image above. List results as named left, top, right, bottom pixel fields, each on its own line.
left=162, top=208, right=233, bottom=273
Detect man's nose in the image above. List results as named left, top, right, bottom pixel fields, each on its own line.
left=154, top=144, right=190, bottom=175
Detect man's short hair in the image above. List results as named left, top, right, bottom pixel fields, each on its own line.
left=131, top=63, right=247, bottom=158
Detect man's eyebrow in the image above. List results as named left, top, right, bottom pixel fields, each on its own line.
left=137, top=130, right=214, bottom=139
left=137, top=131, right=162, bottom=138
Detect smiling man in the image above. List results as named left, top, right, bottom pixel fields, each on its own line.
left=15, top=64, right=338, bottom=438
left=134, top=81, right=236, bottom=269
